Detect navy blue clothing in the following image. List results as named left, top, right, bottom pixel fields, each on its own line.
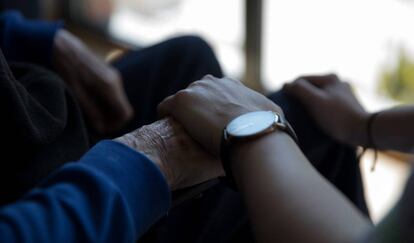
left=0, top=140, right=170, bottom=242
left=0, top=10, right=62, bottom=66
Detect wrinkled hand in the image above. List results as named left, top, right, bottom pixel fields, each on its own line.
left=158, top=75, right=282, bottom=156
left=283, top=74, right=369, bottom=146
left=115, top=118, right=223, bottom=190
left=53, top=29, right=133, bottom=135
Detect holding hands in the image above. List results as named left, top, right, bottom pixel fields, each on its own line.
left=116, top=75, right=283, bottom=189
left=116, top=118, right=223, bottom=190
left=116, top=74, right=369, bottom=190
left=158, top=75, right=282, bottom=156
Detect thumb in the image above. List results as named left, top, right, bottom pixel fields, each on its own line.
left=284, top=78, right=326, bottom=105
left=157, top=95, right=175, bottom=118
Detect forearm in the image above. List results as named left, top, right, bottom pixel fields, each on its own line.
left=0, top=10, right=63, bottom=66
left=369, top=106, right=414, bottom=153
left=0, top=141, right=170, bottom=242
left=232, top=132, right=372, bottom=243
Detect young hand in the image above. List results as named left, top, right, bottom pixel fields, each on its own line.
left=284, top=74, right=369, bottom=146
left=158, top=75, right=282, bottom=155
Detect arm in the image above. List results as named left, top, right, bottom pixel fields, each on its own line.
left=0, top=118, right=221, bottom=242
left=367, top=106, right=414, bottom=152
left=0, top=140, right=170, bottom=243
left=232, top=130, right=371, bottom=243
left=284, top=74, right=414, bottom=153
left=52, top=29, right=133, bottom=134
left=0, top=10, right=63, bottom=66
left=158, top=76, right=373, bottom=243
left=0, top=10, right=133, bottom=134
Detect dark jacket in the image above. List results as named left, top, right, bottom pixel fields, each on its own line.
left=0, top=10, right=89, bottom=204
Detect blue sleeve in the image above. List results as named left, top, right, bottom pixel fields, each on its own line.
left=0, top=10, right=63, bottom=66
left=0, top=140, right=171, bottom=243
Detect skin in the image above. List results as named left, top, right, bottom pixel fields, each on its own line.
left=284, top=74, right=414, bottom=242
left=232, top=132, right=370, bottom=243
left=115, top=117, right=223, bottom=190
left=53, top=29, right=133, bottom=135
left=283, top=74, right=414, bottom=152
left=158, top=75, right=373, bottom=243
left=157, top=73, right=414, bottom=242
left=158, top=75, right=281, bottom=156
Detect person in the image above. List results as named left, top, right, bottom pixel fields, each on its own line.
left=141, top=83, right=370, bottom=242
left=1, top=73, right=411, bottom=242
left=0, top=10, right=222, bottom=204
left=158, top=74, right=414, bottom=242
left=0, top=117, right=223, bottom=242
left=0, top=10, right=370, bottom=242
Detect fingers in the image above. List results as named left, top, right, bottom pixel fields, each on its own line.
left=104, top=83, right=134, bottom=124
left=92, top=70, right=134, bottom=133
left=298, top=73, right=339, bottom=87
left=158, top=85, right=201, bottom=119
left=75, top=85, right=106, bottom=133
left=284, top=78, right=326, bottom=105
left=157, top=95, right=175, bottom=118
left=202, top=74, right=216, bottom=82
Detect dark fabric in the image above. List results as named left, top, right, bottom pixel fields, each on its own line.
left=0, top=49, right=89, bottom=205
left=0, top=140, right=170, bottom=243
left=0, top=1, right=40, bottom=19
left=0, top=34, right=368, bottom=242
left=112, top=35, right=223, bottom=133
left=0, top=10, right=63, bottom=67
left=139, top=91, right=370, bottom=243
left=132, top=37, right=369, bottom=243
left=268, top=91, right=370, bottom=217
left=0, top=35, right=222, bottom=205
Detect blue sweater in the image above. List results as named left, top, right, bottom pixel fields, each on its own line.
left=0, top=10, right=63, bottom=66
left=0, top=11, right=171, bottom=242
left=0, top=140, right=171, bottom=242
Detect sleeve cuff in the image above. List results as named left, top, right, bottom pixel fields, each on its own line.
left=79, top=140, right=171, bottom=236
left=0, top=10, right=64, bottom=66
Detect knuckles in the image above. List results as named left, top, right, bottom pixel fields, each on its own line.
left=202, top=74, right=216, bottom=81
left=174, top=90, right=192, bottom=102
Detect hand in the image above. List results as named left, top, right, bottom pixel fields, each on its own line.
left=53, top=29, right=133, bottom=135
left=115, top=118, right=223, bottom=190
left=158, top=75, right=282, bottom=156
left=283, top=74, right=369, bottom=146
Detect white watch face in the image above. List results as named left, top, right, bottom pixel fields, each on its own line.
left=226, top=111, right=278, bottom=137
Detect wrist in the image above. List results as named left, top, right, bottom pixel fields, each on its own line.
left=344, top=112, right=371, bottom=147
left=230, top=131, right=294, bottom=187
left=115, top=130, right=175, bottom=189
left=220, top=110, right=296, bottom=189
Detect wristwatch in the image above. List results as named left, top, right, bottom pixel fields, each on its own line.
left=220, top=110, right=298, bottom=190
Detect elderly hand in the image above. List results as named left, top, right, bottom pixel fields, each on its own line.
left=53, top=29, right=133, bottom=135
left=283, top=74, right=369, bottom=146
left=115, top=118, right=223, bottom=190
left=158, top=75, right=282, bottom=156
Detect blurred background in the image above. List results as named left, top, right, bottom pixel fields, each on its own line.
left=2, top=0, right=413, bottom=223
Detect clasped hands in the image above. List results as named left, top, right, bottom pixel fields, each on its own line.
left=116, top=75, right=282, bottom=190
left=52, top=29, right=369, bottom=190
left=116, top=74, right=370, bottom=190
